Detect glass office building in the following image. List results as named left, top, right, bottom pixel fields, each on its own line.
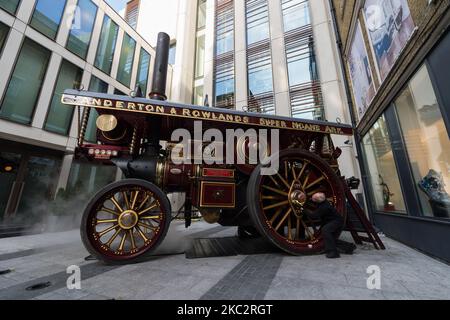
left=0, top=0, right=161, bottom=230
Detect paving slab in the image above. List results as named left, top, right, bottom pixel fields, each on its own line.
left=0, top=221, right=448, bottom=300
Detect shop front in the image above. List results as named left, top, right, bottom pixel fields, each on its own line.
left=0, top=139, right=63, bottom=229
left=0, top=139, right=117, bottom=234
left=361, top=31, right=450, bottom=262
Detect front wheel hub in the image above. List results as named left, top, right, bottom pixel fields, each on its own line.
left=118, top=210, right=139, bottom=230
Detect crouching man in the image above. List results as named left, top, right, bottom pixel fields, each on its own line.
left=305, top=192, right=345, bottom=259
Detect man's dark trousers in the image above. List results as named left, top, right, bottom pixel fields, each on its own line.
left=322, top=218, right=344, bottom=253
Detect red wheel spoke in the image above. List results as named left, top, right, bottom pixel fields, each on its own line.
left=122, top=191, right=130, bottom=210
left=270, top=207, right=284, bottom=225
left=118, top=231, right=127, bottom=251
left=305, top=176, right=325, bottom=190
left=129, top=229, right=136, bottom=250
left=138, top=201, right=158, bottom=216
left=135, top=225, right=149, bottom=242
left=263, top=200, right=289, bottom=211
left=100, top=207, right=120, bottom=216
left=137, top=194, right=151, bottom=211
left=275, top=208, right=292, bottom=232
left=96, top=219, right=118, bottom=224
left=98, top=224, right=118, bottom=237
left=262, top=185, right=288, bottom=197
left=276, top=173, right=291, bottom=190
left=106, top=228, right=121, bottom=247
left=131, top=190, right=139, bottom=210
left=110, top=196, right=123, bottom=213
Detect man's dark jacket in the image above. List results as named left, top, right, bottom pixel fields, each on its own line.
left=307, top=200, right=344, bottom=226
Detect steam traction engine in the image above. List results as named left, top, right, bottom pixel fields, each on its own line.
left=61, top=33, right=371, bottom=264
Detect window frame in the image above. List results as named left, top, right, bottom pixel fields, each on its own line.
left=65, top=0, right=98, bottom=59
left=361, top=61, right=450, bottom=222
left=135, top=47, right=151, bottom=96
left=0, top=21, right=11, bottom=58
left=28, top=0, right=68, bottom=41
left=94, top=14, right=119, bottom=75
left=0, top=37, right=52, bottom=126
left=43, top=58, right=82, bottom=136
left=116, top=32, right=137, bottom=87
left=0, top=0, right=22, bottom=16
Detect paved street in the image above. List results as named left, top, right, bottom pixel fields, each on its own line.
left=0, top=220, right=449, bottom=300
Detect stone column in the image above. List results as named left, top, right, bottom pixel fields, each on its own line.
left=268, top=0, right=291, bottom=117
left=234, top=0, right=248, bottom=111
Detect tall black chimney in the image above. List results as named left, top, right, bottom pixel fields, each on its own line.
left=149, top=32, right=170, bottom=101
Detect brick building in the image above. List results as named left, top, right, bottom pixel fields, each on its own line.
left=331, top=0, right=450, bottom=262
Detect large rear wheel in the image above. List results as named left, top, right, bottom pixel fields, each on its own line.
left=81, top=179, right=171, bottom=264
left=247, top=149, right=345, bottom=255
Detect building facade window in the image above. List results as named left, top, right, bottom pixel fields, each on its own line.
left=282, top=0, right=323, bottom=120
left=0, top=151, right=21, bottom=217
left=246, top=0, right=270, bottom=45
left=214, top=0, right=235, bottom=109
left=246, top=0, right=274, bottom=114
left=215, top=0, right=234, bottom=55
left=136, top=48, right=150, bottom=96
left=117, top=33, right=136, bottom=87
left=394, top=65, right=450, bottom=219
left=281, top=0, right=310, bottom=32
left=29, top=0, right=66, bottom=40
left=85, top=76, right=109, bottom=143
left=66, top=161, right=116, bottom=197
left=0, top=38, right=51, bottom=124
left=363, top=115, right=407, bottom=214
left=66, top=0, right=97, bottom=59
left=169, top=42, right=176, bottom=65
left=0, top=0, right=21, bottom=15
left=197, top=0, right=207, bottom=30
left=94, top=15, right=119, bottom=75
left=0, top=22, right=9, bottom=53
left=214, top=56, right=235, bottom=108
left=192, top=0, right=207, bottom=105
left=195, top=34, right=205, bottom=79
left=16, top=156, right=62, bottom=222
left=44, top=60, right=82, bottom=135
left=193, top=85, right=204, bottom=106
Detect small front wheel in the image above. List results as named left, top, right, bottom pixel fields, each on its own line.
left=81, top=179, right=171, bottom=264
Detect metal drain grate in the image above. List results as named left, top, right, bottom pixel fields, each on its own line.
left=185, top=236, right=280, bottom=259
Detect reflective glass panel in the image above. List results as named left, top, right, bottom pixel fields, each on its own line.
left=0, top=38, right=51, bottom=124
left=95, top=15, right=119, bottom=74
left=117, top=33, right=136, bottom=87
left=44, top=60, right=83, bottom=135
left=67, top=0, right=97, bottom=58
left=30, top=0, right=66, bottom=39
left=395, top=65, right=450, bottom=219
left=363, top=115, right=407, bottom=213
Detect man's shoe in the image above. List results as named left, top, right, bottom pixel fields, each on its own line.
left=326, top=251, right=340, bottom=259
left=336, top=241, right=356, bottom=254
left=338, top=247, right=354, bottom=255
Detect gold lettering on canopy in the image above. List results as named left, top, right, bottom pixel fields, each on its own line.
left=60, top=94, right=353, bottom=136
